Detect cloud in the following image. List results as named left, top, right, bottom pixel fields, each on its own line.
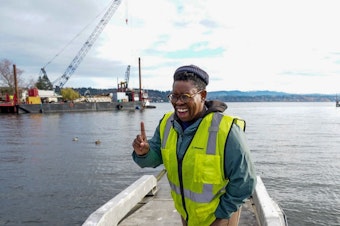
left=1, top=0, right=340, bottom=94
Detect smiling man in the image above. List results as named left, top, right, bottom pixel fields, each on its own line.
left=132, top=65, right=256, bottom=226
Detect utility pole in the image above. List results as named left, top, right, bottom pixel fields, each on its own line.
left=138, top=57, right=142, bottom=103
left=13, top=64, right=19, bottom=105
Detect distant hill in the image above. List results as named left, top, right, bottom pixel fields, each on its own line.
left=148, top=90, right=337, bottom=102
left=208, top=90, right=289, bottom=97
left=73, top=88, right=337, bottom=103
left=207, top=90, right=336, bottom=102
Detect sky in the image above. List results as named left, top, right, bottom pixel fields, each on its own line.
left=1, top=0, right=340, bottom=94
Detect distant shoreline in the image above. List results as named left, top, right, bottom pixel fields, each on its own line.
left=206, top=95, right=336, bottom=103
left=72, top=88, right=337, bottom=103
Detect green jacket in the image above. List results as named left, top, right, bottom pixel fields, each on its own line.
left=132, top=100, right=256, bottom=219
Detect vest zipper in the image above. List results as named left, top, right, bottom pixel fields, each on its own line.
left=177, top=134, right=189, bottom=223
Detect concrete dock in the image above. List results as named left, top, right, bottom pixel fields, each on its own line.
left=118, top=171, right=259, bottom=226
left=82, top=169, right=288, bottom=226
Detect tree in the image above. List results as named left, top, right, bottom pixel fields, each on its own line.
left=61, top=88, right=80, bottom=101
left=35, top=74, right=53, bottom=90
left=0, top=59, right=24, bottom=93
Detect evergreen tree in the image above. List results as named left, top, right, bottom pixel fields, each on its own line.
left=35, top=75, right=53, bottom=90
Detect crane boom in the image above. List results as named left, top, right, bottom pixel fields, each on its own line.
left=125, top=65, right=130, bottom=87
left=53, top=0, right=122, bottom=91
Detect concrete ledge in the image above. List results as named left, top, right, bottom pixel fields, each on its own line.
left=83, top=175, right=158, bottom=226
left=253, top=176, right=287, bottom=226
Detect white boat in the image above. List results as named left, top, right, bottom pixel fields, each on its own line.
left=83, top=169, right=288, bottom=226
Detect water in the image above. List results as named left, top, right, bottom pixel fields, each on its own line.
left=0, top=102, right=339, bottom=226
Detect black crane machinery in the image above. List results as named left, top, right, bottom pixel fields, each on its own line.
left=41, top=0, right=122, bottom=93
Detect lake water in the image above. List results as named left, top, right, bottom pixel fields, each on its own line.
left=0, top=102, right=339, bottom=226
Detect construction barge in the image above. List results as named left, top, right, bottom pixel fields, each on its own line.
left=17, top=101, right=142, bottom=114
left=1, top=58, right=155, bottom=114
left=0, top=91, right=150, bottom=114
left=83, top=170, right=288, bottom=226
left=0, top=80, right=154, bottom=114
left=0, top=102, right=142, bottom=114
left=0, top=91, right=148, bottom=114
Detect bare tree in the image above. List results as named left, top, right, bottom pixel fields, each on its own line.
left=0, top=58, right=24, bottom=93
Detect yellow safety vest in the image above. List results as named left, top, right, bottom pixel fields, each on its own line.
left=160, top=112, right=245, bottom=226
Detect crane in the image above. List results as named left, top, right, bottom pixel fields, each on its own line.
left=117, top=65, right=130, bottom=92
left=42, top=0, right=122, bottom=93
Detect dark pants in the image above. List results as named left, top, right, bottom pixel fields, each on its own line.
left=181, top=208, right=241, bottom=226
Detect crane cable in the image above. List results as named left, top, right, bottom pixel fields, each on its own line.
left=41, top=2, right=112, bottom=70
left=125, top=0, right=128, bottom=24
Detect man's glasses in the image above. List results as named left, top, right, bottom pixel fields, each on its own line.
left=167, top=90, right=203, bottom=103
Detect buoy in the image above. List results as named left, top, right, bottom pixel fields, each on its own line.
left=72, top=137, right=78, bottom=141
left=95, top=140, right=101, bottom=145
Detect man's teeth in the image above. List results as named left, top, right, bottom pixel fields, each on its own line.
left=177, top=109, right=188, bottom=113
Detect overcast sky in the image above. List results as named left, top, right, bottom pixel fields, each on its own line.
left=1, top=0, right=340, bottom=94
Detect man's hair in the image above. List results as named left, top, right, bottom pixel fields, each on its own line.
left=174, top=72, right=207, bottom=90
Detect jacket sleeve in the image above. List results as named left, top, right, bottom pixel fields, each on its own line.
left=132, top=123, right=163, bottom=168
left=215, top=123, right=257, bottom=219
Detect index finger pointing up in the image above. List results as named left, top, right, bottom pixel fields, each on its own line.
left=140, top=121, right=146, bottom=139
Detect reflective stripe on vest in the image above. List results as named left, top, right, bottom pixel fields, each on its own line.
left=169, top=181, right=215, bottom=203
left=161, top=113, right=174, bottom=149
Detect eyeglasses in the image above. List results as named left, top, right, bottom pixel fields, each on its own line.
left=167, top=90, right=203, bottom=103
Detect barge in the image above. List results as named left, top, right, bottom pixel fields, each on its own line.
left=1, top=58, right=155, bottom=114
left=83, top=169, right=288, bottom=226
left=16, top=101, right=143, bottom=114
left=0, top=87, right=152, bottom=114
left=0, top=97, right=146, bottom=114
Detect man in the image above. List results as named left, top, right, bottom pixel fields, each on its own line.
left=132, top=65, right=256, bottom=226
